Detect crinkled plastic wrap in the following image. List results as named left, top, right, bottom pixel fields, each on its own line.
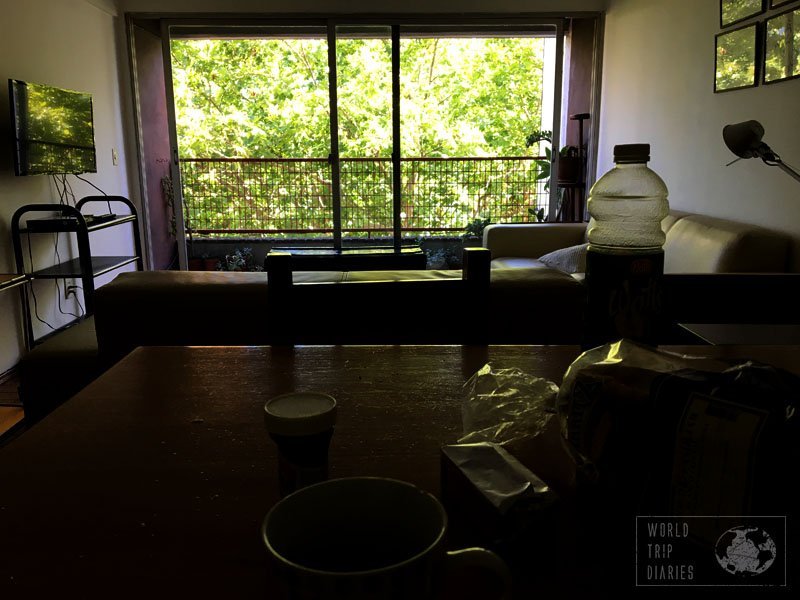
left=555, top=339, right=800, bottom=517
left=459, top=363, right=578, bottom=495
left=557, top=339, right=733, bottom=427
left=461, top=364, right=558, bottom=445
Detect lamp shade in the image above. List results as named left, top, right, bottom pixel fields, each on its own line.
left=722, top=120, right=800, bottom=185
left=723, top=120, right=765, bottom=159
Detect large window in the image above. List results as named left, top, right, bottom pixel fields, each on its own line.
left=169, top=19, right=562, bottom=249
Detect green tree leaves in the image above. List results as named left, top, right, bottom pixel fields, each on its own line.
left=171, top=35, right=549, bottom=237
left=172, top=36, right=545, bottom=159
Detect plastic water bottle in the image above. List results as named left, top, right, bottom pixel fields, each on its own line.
left=583, top=144, right=669, bottom=347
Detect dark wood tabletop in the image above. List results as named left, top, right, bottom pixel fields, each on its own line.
left=680, top=322, right=800, bottom=345
left=1, top=344, right=799, bottom=597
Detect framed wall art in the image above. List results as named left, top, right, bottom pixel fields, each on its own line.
left=721, top=0, right=766, bottom=28
left=715, top=23, right=760, bottom=92
left=764, top=6, right=800, bottom=83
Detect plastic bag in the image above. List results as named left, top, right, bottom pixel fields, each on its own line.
left=555, top=339, right=800, bottom=516
left=460, top=363, right=558, bottom=446
left=460, top=363, right=578, bottom=495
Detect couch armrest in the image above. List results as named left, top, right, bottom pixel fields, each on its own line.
left=95, top=271, right=270, bottom=366
left=663, top=273, right=800, bottom=324
left=483, top=223, right=587, bottom=259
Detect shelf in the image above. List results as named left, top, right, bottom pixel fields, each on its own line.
left=86, top=214, right=137, bottom=232
left=0, top=274, right=28, bottom=293
left=12, top=199, right=142, bottom=350
left=31, top=256, right=139, bottom=279
left=20, top=214, right=137, bottom=234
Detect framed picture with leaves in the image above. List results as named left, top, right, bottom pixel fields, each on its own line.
left=715, top=23, right=760, bottom=92
left=764, top=6, right=800, bottom=83
left=720, top=0, right=765, bottom=28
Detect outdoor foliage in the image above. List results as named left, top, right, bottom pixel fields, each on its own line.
left=171, top=36, right=551, bottom=238
left=764, top=9, right=799, bottom=83
left=716, top=26, right=757, bottom=90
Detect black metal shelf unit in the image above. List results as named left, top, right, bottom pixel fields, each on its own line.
left=11, top=196, right=143, bottom=348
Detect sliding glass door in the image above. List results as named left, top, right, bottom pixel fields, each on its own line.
left=162, top=17, right=563, bottom=256
left=398, top=25, right=559, bottom=239
left=335, top=25, right=394, bottom=249
left=170, top=26, right=333, bottom=241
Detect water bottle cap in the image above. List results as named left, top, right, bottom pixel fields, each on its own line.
left=613, top=144, right=650, bottom=163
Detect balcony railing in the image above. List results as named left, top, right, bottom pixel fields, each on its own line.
left=179, top=156, right=548, bottom=238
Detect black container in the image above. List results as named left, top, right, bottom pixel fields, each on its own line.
left=263, top=392, right=338, bottom=497
left=582, top=248, right=664, bottom=349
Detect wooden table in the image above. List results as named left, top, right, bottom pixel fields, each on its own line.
left=1, top=344, right=798, bottom=597
left=680, top=322, right=800, bottom=345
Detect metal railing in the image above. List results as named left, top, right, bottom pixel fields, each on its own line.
left=179, top=156, right=548, bottom=238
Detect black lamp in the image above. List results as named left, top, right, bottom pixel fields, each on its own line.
left=723, top=120, right=800, bottom=184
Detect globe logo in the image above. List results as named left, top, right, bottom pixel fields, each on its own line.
left=715, top=526, right=777, bottom=576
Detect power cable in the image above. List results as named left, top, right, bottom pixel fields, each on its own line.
left=73, top=174, right=112, bottom=214
left=25, top=236, right=55, bottom=331
left=52, top=233, right=82, bottom=319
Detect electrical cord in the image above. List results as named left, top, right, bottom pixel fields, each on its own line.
left=69, top=285, right=86, bottom=316
left=52, top=174, right=67, bottom=205
left=52, top=233, right=82, bottom=319
left=25, top=236, right=55, bottom=331
left=53, top=173, right=78, bottom=206
left=73, top=174, right=112, bottom=214
left=63, top=174, right=76, bottom=205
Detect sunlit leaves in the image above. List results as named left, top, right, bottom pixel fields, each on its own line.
left=765, top=9, right=799, bottom=83
left=715, top=26, right=757, bottom=91
left=171, top=36, right=545, bottom=159
left=11, top=81, right=95, bottom=174
left=171, top=35, right=548, bottom=236
left=721, top=0, right=764, bottom=27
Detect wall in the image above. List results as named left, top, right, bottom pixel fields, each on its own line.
left=599, top=0, right=800, bottom=253
left=0, top=0, right=133, bottom=375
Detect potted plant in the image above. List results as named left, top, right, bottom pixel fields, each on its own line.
left=218, top=247, right=263, bottom=272
left=189, top=254, right=221, bottom=271
left=527, top=207, right=546, bottom=223
left=462, top=215, right=492, bottom=246
left=525, top=130, right=582, bottom=187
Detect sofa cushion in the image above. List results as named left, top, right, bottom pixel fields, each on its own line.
left=95, top=271, right=271, bottom=365
left=490, top=257, right=547, bottom=269
left=487, top=267, right=587, bottom=343
left=293, top=271, right=346, bottom=283
left=663, top=214, right=790, bottom=273
left=483, top=223, right=588, bottom=259
left=539, top=242, right=589, bottom=274
left=343, top=269, right=461, bottom=282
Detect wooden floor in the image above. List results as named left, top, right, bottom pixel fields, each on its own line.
left=0, top=373, right=24, bottom=440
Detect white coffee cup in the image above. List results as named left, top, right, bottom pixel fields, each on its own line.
left=262, top=476, right=511, bottom=599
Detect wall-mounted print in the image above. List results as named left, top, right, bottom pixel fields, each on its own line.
left=721, top=0, right=765, bottom=28
left=769, top=1, right=795, bottom=9
left=764, top=7, right=800, bottom=83
left=716, top=24, right=759, bottom=92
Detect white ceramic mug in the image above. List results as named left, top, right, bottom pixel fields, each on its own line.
left=262, top=477, right=511, bottom=599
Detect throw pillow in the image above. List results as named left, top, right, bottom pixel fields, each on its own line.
left=539, top=242, right=589, bottom=274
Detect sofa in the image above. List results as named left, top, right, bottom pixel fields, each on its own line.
left=92, top=209, right=797, bottom=359
left=483, top=210, right=793, bottom=273
left=483, top=209, right=799, bottom=331
left=18, top=209, right=799, bottom=422
left=93, top=248, right=498, bottom=366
